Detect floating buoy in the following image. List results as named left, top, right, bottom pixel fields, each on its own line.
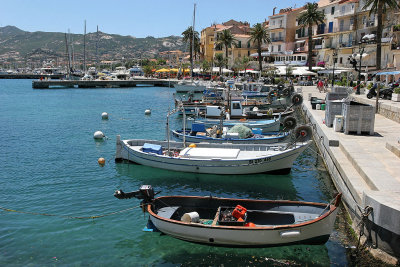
left=98, top=157, right=106, bottom=167
left=189, top=143, right=197, bottom=148
left=145, top=109, right=151, bottom=115
left=101, top=112, right=108, bottom=120
left=93, top=131, right=105, bottom=139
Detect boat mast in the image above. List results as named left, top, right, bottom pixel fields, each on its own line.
left=96, top=25, right=99, bottom=70
left=64, top=33, right=71, bottom=78
left=191, top=3, right=196, bottom=82
left=83, top=20, right=87, bottom=74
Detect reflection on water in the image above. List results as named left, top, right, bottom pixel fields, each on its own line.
left=114, top=163, right=298, bottom=200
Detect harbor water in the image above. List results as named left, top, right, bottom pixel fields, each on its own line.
left=0, top=80, right=350, bottom=266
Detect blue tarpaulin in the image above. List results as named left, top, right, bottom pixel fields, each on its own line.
left=142, top=143, right=163, bottom=155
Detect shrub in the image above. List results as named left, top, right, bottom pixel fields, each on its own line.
left=394, top=87, right=400, bottom=94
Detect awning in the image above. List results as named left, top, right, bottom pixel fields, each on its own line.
left=318, top=69, right=352, bottom=74
left=296, top=40, right=305, bottom=43
left=250, top=52, right=271, bottom=57
left=352, top=53, right=369, bottom=60
left=312, top=37, right=323, bottom=40
left=375, top=71, right=400, bottom=76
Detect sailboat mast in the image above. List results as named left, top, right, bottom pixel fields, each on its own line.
left=191, top=3, right=196, bottom=82
left=96, top=25, right=99, bottom=69
left=83, top=20, right=87, bottom=74
left=65, top=33, right=71, bottom=78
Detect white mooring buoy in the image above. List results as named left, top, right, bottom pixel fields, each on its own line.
left=101, top=112, right=109, bottom=120
left=93, top=131, right=105, bottom=139
left=145, top=109, right=151, bottom=115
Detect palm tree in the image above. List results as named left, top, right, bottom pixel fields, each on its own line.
left=182, top=26, right=200, bottom=68
left=248, top=23, right=270, bottom=72
left=297, top=2, right=325, bottom=71
left=215, top=29, right=237, bottom=69
left=363, top=0, right=400, bottom=70
left=214, top=53, right=226, bottom=76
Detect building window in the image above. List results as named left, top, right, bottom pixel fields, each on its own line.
left=331, top=6, right=335, bottom=15
left=211, top=37, right=214, bottom=41
left=229, top=51, right=232, bottom=55
left=340, top=57, right=343, bottom=64
left=238, top=41, right=242, bottom=48
left=248, top=51, right=250, bottom=56
left=238, top=52, right=241, bottom=57
left=278, top=45, right=281, bottom=51
left=271, top=46, right=274, bottom=52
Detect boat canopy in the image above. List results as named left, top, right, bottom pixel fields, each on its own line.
left=375, top=71, right=400, bottom=76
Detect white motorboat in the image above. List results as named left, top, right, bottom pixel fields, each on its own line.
left=114, top=185, right=342, bottom=247
left=115, top=126, right=312, bottom=175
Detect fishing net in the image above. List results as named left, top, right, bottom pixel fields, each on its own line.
left=227, top=124, right=253, bottom=139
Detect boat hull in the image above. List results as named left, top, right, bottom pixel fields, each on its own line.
left=116, top=138, right=310, bottom=175
left=171, top=130, right=288, bottom=144
left=194, top=118, right=281, bottom=133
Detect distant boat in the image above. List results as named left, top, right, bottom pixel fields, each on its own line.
left=114, top=185, right=342, bottom=247
left=115, top=126, right=312, bottom=175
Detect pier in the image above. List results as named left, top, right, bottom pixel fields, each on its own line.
left=32, top=78, right=177, bottom=89
left=299, top=86, right=400, bottom=262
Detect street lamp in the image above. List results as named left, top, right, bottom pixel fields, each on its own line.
left=356, top=40, right=367, bottom=95
left=332, top=50, right=338, bottom=88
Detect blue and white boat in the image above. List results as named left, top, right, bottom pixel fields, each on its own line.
left=171, top=123, right=288, bottom=144
left=189, top=118, right=282, bottom=133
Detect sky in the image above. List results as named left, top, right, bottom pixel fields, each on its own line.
left=0, top=0, right=310, bottom=38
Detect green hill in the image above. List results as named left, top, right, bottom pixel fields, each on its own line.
left=0, top=25, right=186, bottom=64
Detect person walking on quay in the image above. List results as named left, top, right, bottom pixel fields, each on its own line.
left=317, top=79, right=324, bottom=93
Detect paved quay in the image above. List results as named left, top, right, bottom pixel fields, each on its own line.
left=298, top=86, right=400, bottom=263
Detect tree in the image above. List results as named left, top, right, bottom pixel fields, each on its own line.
left=214, top=53, right=226, bottom=76
left=182, top=26, right=200, bottom=67
left=363, top=0, right=400, bottom=70
left=233, top=56, right=251, bottom=75
left=215, top=29, right=237, bottom=69
left=248, top=23, right=270, bottom=72
left=297, top=2, right=325, bottom=71
left=201, top=60, right=211, bottom=74
left=142, top=65, right=153, bottom=77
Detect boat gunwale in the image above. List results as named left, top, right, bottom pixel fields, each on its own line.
left=147, top=195, right=340, bottom=231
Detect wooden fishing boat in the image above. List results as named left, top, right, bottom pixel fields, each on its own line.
left=190, top=118, right=282, bottom=133
left=115, top=126, right=312, bottom=175
left=114, top=185, right=342, bottom=247
left=171, top=129, right=289, bottom=144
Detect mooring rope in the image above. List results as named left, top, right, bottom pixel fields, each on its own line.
left=0, top=204, right=142, bottom=220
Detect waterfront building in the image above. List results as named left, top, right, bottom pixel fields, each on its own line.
left=158, top=50, right=188, bottom=66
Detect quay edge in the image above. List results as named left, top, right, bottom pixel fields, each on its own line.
left=299, top=86, right=400, bottom=264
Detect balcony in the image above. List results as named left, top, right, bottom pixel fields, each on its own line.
left=334, top=8, right=355, bottom=18
left=271, top=38, right=284, bottom=42
left=338, top=25, right=354, bottom=32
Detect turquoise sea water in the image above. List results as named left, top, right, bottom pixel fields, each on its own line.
left=0, top=80, right=348, bottom=266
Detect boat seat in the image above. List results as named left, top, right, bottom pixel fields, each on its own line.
left=156, top=206, right=180, bottom=219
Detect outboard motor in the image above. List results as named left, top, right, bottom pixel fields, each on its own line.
left=114, top=185, right=155, bottom=204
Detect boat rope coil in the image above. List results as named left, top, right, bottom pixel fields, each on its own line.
left=0, top=205, right=141, bottom=220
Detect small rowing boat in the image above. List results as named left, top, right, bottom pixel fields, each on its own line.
left=114, top=185, right=342, bottom=247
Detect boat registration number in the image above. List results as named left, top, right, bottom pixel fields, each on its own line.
left=249, top=157, right=271, bottom=165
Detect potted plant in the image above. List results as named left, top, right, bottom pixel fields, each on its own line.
left=392, top=87, right=400, bottom=102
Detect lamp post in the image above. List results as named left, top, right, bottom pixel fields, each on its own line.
left=356, top=40, right=366, bottom=95
left=332, top=50, right=338, bottom=88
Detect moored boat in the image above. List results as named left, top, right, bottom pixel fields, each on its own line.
left=114, top=185, right=342, bottom=247
left=171, top=128, right=289, bottom=144
left=115, top=126, right=312, bottom=175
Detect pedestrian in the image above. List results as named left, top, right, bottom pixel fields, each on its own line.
left=317, top=80, right=324, bottom=93
left=323, top=78, right=328, bottom=92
